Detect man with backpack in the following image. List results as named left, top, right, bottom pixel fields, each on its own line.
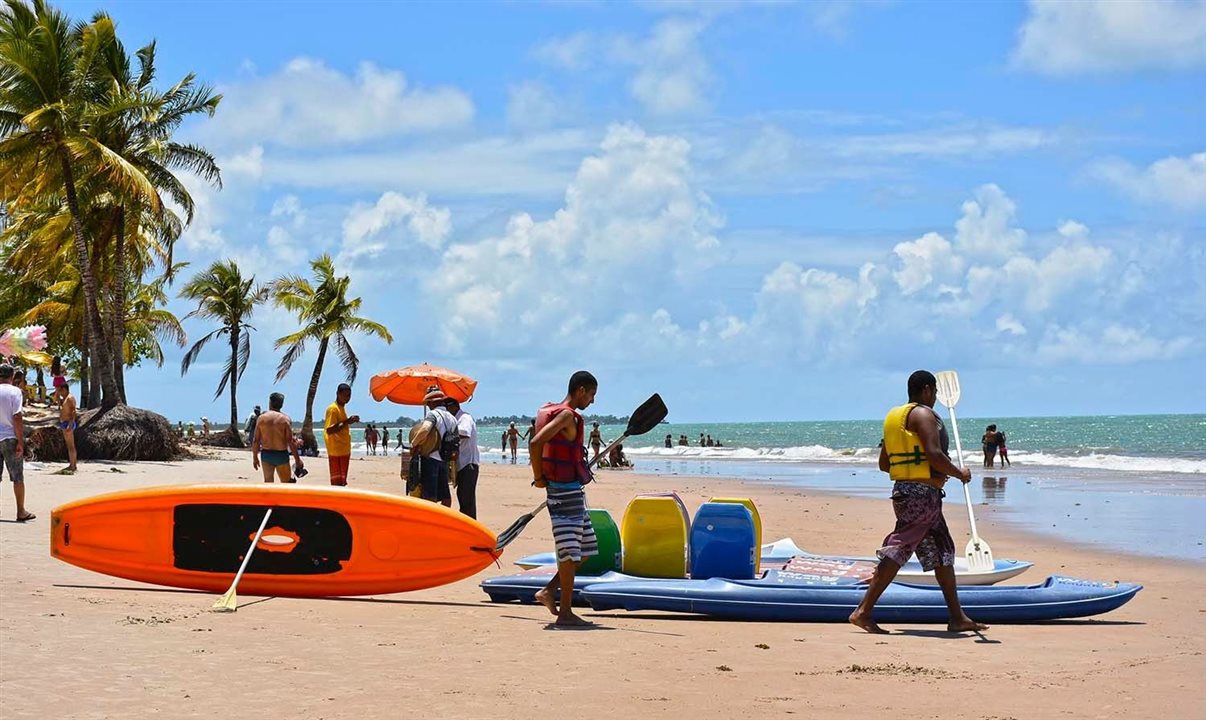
left=410, top=388, right=458, bottom=507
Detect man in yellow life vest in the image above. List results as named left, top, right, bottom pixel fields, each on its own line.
left=849, top=369, right=988, bottom=635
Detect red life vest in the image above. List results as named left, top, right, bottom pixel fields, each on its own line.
left=535, top=402, right=590, bottom=484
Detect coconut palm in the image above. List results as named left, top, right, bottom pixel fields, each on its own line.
left=0, top=0, right=162, bottom=407
left=271, top=254, right=393, bottom=448
left=179, top=260, right=268, bottom=435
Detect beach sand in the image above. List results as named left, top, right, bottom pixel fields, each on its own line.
left=1, top=449, right=1202, bottom=719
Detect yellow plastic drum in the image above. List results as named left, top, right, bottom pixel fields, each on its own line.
left=709, top=497, right=762, bottom=573
left=620, top=492, right=691, bottom=578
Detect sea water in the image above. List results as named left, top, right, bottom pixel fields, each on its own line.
left=346, top=414, right=1206, bottom=561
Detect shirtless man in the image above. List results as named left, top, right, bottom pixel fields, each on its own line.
left=251, top=392, right=304, bottom=483
left=55, top=380, right=78, bottom=473
left=588, top=422, right=603, bottom=461
left=530, top=371, right=599, bottom=627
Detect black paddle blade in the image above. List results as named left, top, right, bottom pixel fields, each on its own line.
left=624, top=393, right=668, bottom=437
left=493, top=501, right=548, bottom=552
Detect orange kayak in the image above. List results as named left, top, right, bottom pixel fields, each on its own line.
left=50, top=485, right=501, bottom=597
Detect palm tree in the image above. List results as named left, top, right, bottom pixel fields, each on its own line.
left=0, top=0, right=161, bottom=407
left=271, top=254, right=393, bottom=448
left=179, top=260, right=268, bottom=436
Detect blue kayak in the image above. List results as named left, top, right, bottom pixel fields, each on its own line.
left=482, top=562, right=1140, bottom=623
left=580, top=572, right=1141, bottom=623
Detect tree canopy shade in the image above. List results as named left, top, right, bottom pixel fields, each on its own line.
left=271, top=254, right=393, bottom=449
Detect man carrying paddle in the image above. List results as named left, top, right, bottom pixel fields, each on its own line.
left=530, top=370, right=599, bottom=627
left=849, top=369, right=987, bottom=634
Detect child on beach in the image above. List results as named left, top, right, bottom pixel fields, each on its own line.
left=530, top=370, right=599, bottom=628
left=996, top=429, right=1010, bottom=467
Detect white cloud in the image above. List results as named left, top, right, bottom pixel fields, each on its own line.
left=892, top=232, right=963, bottom=295
left=954, top=184, right=1027, bottom=258
left=425, top=123, right=722, bottom=354
left=340, top=192, right=452, bottom=263
left=834, top=126, right=1055, bottom=160
left=208, top=59, right=474, bottom=148
left=1013, top=0, right=1206, bottom=75
left=1090, top=152, right=1206, bottom=211
left=535, top=18, right=712, bottom=116
left=223, top=145, right=264, bottom=178
left=506, top=81, right=563, bottom=131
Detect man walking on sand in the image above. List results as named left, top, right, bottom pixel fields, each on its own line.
left=0, top=364, right=34, bottom=522
left=849, top=370, right=986, bottom=635
left=530, top=370, right=599, bottom=628
left=324, top=383, right=359, bottom=486
left=56, top=379, right=79, bottom=473
left=252, top=392, right=304, bottom=483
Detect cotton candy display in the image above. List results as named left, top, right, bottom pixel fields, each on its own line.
left=0, top=325, right=49, bottom=362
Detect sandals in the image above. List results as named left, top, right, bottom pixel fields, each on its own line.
left=16, top=512, right=36, bottom=522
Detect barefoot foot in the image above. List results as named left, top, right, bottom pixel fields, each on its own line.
left=534, top=590, right=558, bottom=617
left=948, top=616, right=988, bottom=632
left=553, top=612, right=595, bottom=628
left=848, top=611, right=889, bottom=634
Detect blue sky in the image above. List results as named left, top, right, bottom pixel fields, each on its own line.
left=62, top=0, right=1206, bottom=423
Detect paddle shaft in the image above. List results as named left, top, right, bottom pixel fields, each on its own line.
left=228, top=508, right=274, bottom=592
left=944, top=408, right=982, bottom=542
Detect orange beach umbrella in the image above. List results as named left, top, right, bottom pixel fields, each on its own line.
left=370, top=363, right=477, bottom=405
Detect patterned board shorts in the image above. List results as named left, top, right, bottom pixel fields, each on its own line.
left=546, top=484, right=598, bottom=564
left=876, top=481, right=955, bottom=571
left=0, top=438, right=23, bottom=484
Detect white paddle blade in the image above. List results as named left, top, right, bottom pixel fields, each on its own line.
left=210, top=589, right=238, bottom=613
left=935, top=370, right=961, bottom=408
left=965, top=536, right=994, bottom=572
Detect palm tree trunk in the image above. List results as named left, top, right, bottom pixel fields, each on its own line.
left=59, top=150, right=122, bottom=408
left=111, top=206, right=128, bottom=403
left=229, top=326, right=240, bottom=430
left=301, top=337, right=329, bottom=449
left=79, top=347, right=90, bottom=410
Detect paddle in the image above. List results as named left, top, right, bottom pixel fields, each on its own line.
left=211, top=508, right=273, bottom=612
left=492, top=393, right=668, bottom=552
left=934, top=370, right=994, bottom=572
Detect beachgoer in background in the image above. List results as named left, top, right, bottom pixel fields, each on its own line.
left=678, top=434, right=688, bottom=446
left=589, top=421, right=603, bottom=461
left=706, top=434, right=714, bottom=447
left=849, top=369, right=983, bottom=635
left=446, top=398, right=480, bottom=519
left=416, top=389, right=457, bottom=506
left=245, top=405, right=262, bottom=447
left=324, top=383, right=359, bottom=486
left=381, top=427, right=390, bottom=454
left=501, top=430, right=507, bottom=458
left=201, top=416, right=210, bottom=438
left=187, top=422, right=196, bottom=442
left=715, top=439, right=723, bottom=447
left=530, top=370, right=599, bottom=627
left=13, top=369, right=33, bottom=406
left=177, top=421, right=184, bottom=438
left=665, top=434, right=673, bottom=448
left=981, top=424, right=998, bottom=468
left=522, top=419, right=535, bottom=442
left=996, top=428, right=1010, bottom=467
left=50, top=356, right=66, bottom=407
left=507, top=422, right=520, bottom=463
left=56, top=379, right=78, bottom=473
left=252, top=392, right=304, bottom=483
left=0, top=364, right=33, bottom=522
left=608, top=443, right=630, bottom=468
left=699, top=432, right=705, bottom=446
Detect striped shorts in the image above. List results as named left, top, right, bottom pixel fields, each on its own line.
left=546, top=483, right=598, bottom=564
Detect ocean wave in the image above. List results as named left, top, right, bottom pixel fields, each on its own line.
left=1007, top=450, right=1206, bottom=475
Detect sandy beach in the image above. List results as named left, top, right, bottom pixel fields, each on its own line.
left=1, top=450, right=1202, bottom=720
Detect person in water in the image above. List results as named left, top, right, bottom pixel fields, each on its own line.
left=252, top=392, right=304, bottom=483
left=849, top=369, right=986, bottom=635
left=981, top=424, right=998, bottom=468
left=530, top=370, right=599, bottom=628
left=996, top=428, right=1010, bottom=467
left=665, top=434, right=673, bottom=448
left=506, top=422, right=520, bottom=463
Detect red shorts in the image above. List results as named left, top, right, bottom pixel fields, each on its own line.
left=328, top=454, right=350, bottom=486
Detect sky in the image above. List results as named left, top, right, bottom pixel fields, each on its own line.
left=59, top=0, right=1206, bottom=423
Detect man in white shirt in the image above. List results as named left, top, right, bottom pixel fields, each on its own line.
left=445, top=398, right=480, bottom=519
left=0, top=364, right=34, bottom=522
left=416, top=388, right=458, bottom=507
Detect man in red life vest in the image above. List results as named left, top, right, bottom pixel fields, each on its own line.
left=529, top=370, right=598, bottom=627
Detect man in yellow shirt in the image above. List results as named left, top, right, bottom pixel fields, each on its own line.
left=324, top=383, right=359, bottom=486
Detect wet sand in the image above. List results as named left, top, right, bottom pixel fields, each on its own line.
left=1, top=449, right=1202, bottom=719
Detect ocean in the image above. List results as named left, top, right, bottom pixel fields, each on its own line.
left=344, top=414, right=1206, bottom=562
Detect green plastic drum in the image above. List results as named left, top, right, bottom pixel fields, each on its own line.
left=581, top=508, right=622, bottom=575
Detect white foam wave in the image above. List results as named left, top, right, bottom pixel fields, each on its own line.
left=1007, top=450, right=1205, bottom=475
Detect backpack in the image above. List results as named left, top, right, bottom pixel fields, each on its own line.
left=409, top=410, right=460, bottom=459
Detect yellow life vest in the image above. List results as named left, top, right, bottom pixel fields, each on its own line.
left=883, top=403, right=939, bottom=483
